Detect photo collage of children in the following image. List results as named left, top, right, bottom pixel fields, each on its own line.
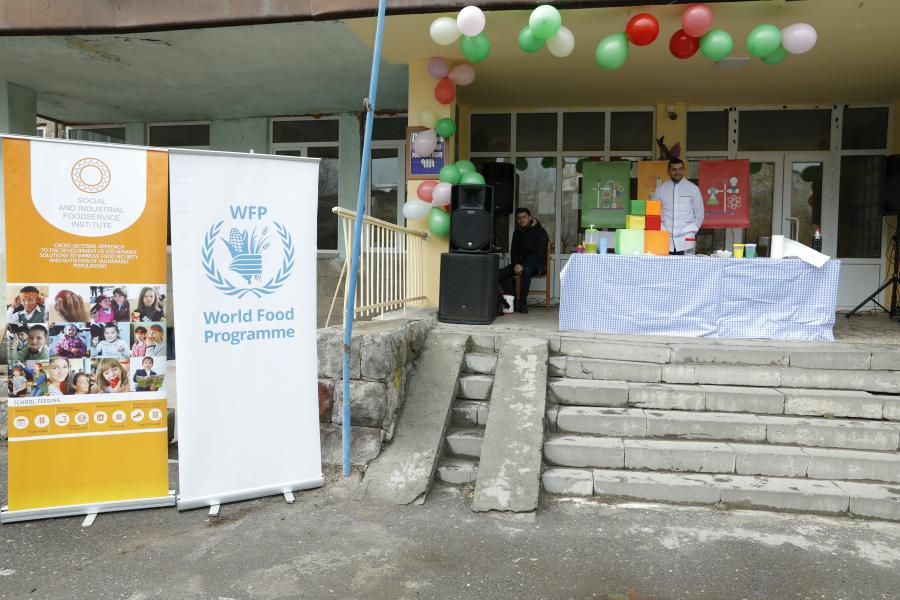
left=5, top=283, right=167, bottom=397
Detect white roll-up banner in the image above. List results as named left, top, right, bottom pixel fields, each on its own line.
left=169, top=149, right=323, bottom=510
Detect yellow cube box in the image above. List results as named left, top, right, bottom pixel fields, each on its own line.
left=644, top=230, right=671, bottom=255
left=645, top=200, right=662, bottom=216
left=626, top=215, right=645, bottom=230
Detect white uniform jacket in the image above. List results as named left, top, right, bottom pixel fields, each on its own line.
left=654, top=178, right=705, bottom=253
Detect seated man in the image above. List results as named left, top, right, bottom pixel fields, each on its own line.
left=498, top=207, right=549, bottom=314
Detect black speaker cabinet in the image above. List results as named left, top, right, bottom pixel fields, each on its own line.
left=886, top=154, right=900, bottom=216
left=482, top=161, right=515, bottom=214
left=450, top=184, right=493, bottom=253
left=438, top=253, right=498, bottom=325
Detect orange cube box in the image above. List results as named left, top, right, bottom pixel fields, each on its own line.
left=645, top=214, right=661, bottom=230
left=644, top=230, right=670, bottom=255
left=645, top=200, right=662, bottom=216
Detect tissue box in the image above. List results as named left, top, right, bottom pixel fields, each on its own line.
left=626, top=215, right=645, bottom=230
left=645, top=214, right=661, bottom=230
left=629, top=200, right=646, bottom=216
left=615, top=229, right=645, bottom=255
left=644, top=230, right=670, bottom=255
left=645, top=200, right=661, bottom=216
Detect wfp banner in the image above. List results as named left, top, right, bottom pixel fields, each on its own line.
left=1, top=136, right=172, bottom=523
left=580, top=160, right=631, bottom=229
left=637, top=161, right=670, bottom=202
left=698, top=159, right=751, bottom=229
left=169, top=149, right=323, bottom=510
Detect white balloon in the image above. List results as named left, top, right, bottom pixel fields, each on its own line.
left=448, top=64, right=476, bottom=86
left=781, top=23, right=817, bottom=55
left=418, top=109, right=437, bottom=129
left=403, top=199, right=431, bottom=221
left=432, top=182, right=453, bottom=206
left=413, top=129, right=438, bottom=157
left=457, top=6, right=486, bottom=37
left=430, top=17, right=461, bottom=46
left=547, top=26, right=575, bottom=58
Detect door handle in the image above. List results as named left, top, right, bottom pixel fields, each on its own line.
left=784, top=217, right=799, bottom=241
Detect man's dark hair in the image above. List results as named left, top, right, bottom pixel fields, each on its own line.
left=19, top=285, right=39, bottom=294
left=515, top=207, right=531, bottom=217
left=668, top=158, right=685, bottom=168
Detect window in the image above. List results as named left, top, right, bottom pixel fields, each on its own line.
left=516, top=113, right=557, bottom=152
left=67, top=126, right=127, bottom=144
left=842, top=107, right=889, bottom=150
left=687, top=111, right=729, bottom=152
left=610, top=111, right=653, bottom=152
left=563, top=112, right=605, bottom=152
left=272, top=118, right=338, bottom=144
left=147, top=122, right=210, bottom=148
left=470, top=114, right=511, bottom=152
left=738, top=109, right=831, bottom=151
left=373, top=116, right=407, bottom=141
left=838, top=155, right=885, bottom=259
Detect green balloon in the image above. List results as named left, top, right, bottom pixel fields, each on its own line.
left=529, top=5, right=562, bottom=40
left=439, top=164, right=462, bottom=184
left=747, top=24, right=781, bottom=58
left=750, top=162, right=763, bottom=175
left=761, top=44, right=789, bottom=65
left=518, top=25, right=545, bottom=53
left=460, top=171, right=486, bottom=185
left=460, top=33, right=491, bottom=63
left=516, top=157, right=528, bottom=171
left=436, top=117, right=457, bottom=138
left=428, top=207, right=450, bottom=238
left=595, top=32, right=629, bottom=70
left=540, top=156, right=556, bottom=169
left=575, top=158, right=585, bottom=174
left=700, top=29, right=733, bottom=62
left=455, top=159, right=476, bottom=174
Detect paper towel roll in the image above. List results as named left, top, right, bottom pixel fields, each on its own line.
left=771, top=235, right=785, bottom=259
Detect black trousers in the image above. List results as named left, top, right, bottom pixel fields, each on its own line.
left=499, top=263, right=538, bottom=308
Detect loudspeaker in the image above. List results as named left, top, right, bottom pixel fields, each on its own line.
left=482, top=161, right=515, bottom=214
left=450, top=184, right=493, bottom=253
left=438, top=253, right=499, bottom=325
left=886, top=154, right=900, bottom=216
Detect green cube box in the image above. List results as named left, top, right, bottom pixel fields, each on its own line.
left=615, top=229, right=645, bottom=255
left=630, top=200, right=646, bottom=216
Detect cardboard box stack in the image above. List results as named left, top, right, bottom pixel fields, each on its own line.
left=614, top=199, right=670, bottom=255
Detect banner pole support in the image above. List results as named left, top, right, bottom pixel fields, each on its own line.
left=81, top=513, right=97, bottom=528
left=209, top=504, right=220, bottom=518
left=283, top=492, right=295, bottom=504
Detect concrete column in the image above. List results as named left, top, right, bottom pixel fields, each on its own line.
left=125, top=122, right=146, bottom=146
left=210, top=117, right=268, bottom=153
left=0, top=81, right=36, bottom=135
left=337, top=112, right=362, bottom=257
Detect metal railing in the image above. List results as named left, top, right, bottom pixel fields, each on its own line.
left=326, top=207, right=429, bottom=326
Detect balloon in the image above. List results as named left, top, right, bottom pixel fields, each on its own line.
left=436, top=117, right=457, bottom=138
left=529, top=5, right=562, bottom=40
left=448, top=64, right=476, bottom=86
left=669, top=29, right=700, bottom=59
left=403, top=199, right=431, bottom=221
left=540, top=156, right=556, bottom=169
left=430, top=17, right=461, bottom=46
left=699, top=29, right=733, bottom=61
left=575, top=158, right=585, bottom=174
left=432, top=182, right=452, bottom=206
left=457, top=5, right=486, bottom=37
left=747, top=24, right=781, bottom=58
left=781, top=23, right=817, bottom=55
left=418, top=109, right=437, bottom=129
left=435, top=77, right=456, bottom=104
left=439, top=164, right=462, bottom=184
left=761, top=44, right=788, bottom=65
left=416, top=180, right=437, bottom=202
left=518, top=26, right=545, bottom=53
left=547, top=26, right=575, bottom=58
left=413, top=129, right=438, bottom=157
left=595, top=32, right=629, bottom=70
left=681, top=4, right=713, bottom=38
left=515, top=157, right=528, bottom=171
left=625, top=13, right=659, bottom=47
left=460, top=32, right=491, bottom=62
left=455, top=159, right=476, bottom=174
left=428, top=207, right=450, bottom=237
left=427, top=57, right=450, bottom=79
left=460, top=171, right=486, bottom=185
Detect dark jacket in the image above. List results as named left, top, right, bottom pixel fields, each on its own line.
left=510, top=218, right=549, bottom=274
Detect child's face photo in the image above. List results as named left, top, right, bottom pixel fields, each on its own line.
left=114, top=292, right=126, bottom=304
left=142, top=357, right=154, bottom=370
left=27, top=329, right=47, bottom=350
left=64, top=325, right=77, bottom=337
left=142, top=289, right=156, bottom=306
left=48, top=359, right=69, bottom=383
left=103, top=365, right=120, bottom=383
left=16, top=331, right=27, bottom=342
left=149, top=328, right=163, bottom=343
left=100, top=297, right=111, bottom=309
left=21, top=291, right=40, bottom=312
left=135, top=330, right=147, bottom=342
left=103, top=326, right=118, bottom=342
left=74, top=374, right=90, bottom=393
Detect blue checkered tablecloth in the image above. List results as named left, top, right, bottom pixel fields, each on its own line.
left=559, top=254, right=841, bottom=341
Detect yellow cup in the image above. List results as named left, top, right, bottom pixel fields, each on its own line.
left=733, top=243, right=745, bottom=258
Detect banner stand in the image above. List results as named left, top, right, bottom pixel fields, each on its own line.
left=1, top=493, right=175, bottom=524
left=176, top=478, right=322, bottom=512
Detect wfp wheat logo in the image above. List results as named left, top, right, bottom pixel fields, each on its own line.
left=202, top=205, right=294, bottom=298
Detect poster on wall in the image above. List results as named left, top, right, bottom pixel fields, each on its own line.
left=637, top=160, right=670, bottom=201
left=169, top=149, right=323, bottom=511
left=580, top=160, right=631, bottom=229
left=698, top=159, right=751, bottom=229
left=1, top=136, right=172, bottom=523
left=407, top=127, right=446, bottom=179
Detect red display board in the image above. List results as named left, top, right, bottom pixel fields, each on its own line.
left=698, top=159, right=750, bottom=229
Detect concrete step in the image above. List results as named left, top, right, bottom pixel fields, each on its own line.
left=551, top=406, right=900, bottom=451
left=451, top=400, right=490, bottom=428
left=547, top=378, right=900, bottom=421
left=445, top=428, right=484, bottom=459
left=541, top=468, right=900, bottom=521
left=542, top=435, right=900, bottom=483
left=457, top=374, right=493, bottom=400
left=437, top=458, right=478, bottom=484
left=463, top=353, right=497, bottom=375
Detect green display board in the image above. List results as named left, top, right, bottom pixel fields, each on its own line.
left=580, top=161, right=631, bottom=229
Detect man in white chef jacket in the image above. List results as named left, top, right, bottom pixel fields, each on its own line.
left=653, top=158, right=705, bottom=254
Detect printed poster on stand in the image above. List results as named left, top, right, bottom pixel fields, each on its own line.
left=169, top=149, right=323, bottom=511
left=580, top=160, right=631, bottom=229
left=1, top=136, right=172, bottom=523
left=698, top=159, right=751, bottom=229
left=637, top=160, right=670, bottom=202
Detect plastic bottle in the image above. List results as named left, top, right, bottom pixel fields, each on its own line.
left=812, top=228, right=822, bottom=252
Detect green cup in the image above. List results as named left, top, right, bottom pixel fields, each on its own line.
left=744, top=243, right=757, bottom=258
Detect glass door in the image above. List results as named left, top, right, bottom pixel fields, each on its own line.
left=740, top=154, right=783, bottom=257
left=781, top=154, right=835, bottom=255
left=368, top=143, right=404, bottom=225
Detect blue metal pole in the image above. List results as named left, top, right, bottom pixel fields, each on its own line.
left=343, top=0, right=388, bottom=477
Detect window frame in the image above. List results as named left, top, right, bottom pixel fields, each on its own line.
left=65, top=123, right=128, bottom=144
left=146, top=120, right=211, bottom=149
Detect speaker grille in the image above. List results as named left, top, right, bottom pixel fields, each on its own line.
left=450, top=185, right=493, bottom=253
left=438, top=253, right=498, bottom=324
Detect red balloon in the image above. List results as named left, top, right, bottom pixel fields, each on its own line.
left=434, top=77, right=456, bottom=104
left=625, top=13, right=660, bottom=46
left=417, top=180, right=437, bottom=202
left=669, top=29, right=700, bottom=59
